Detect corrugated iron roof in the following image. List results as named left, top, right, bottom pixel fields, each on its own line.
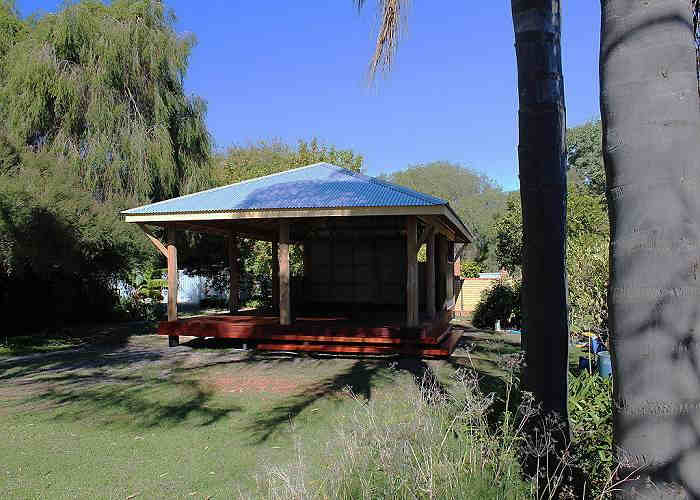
left=123, top=162, right=448, bottom=215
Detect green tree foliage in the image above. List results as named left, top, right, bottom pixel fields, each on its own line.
left=128, top=266, right=167, bottom=302
left=471, top=279, right=521, bottom=329
left=493, top=184, right=609, bottom=333
left=0, top=155, right=151, bottom=328
left=217, top=138, right=363, bottom=184
left=566, top=120, right=604, bottom=196
left=0, top=1, right=212, bottom=326
left=380, top=162, right=508, bottom=270
left=493, top=193, right=523, bottom=275
left=0, top=0, right=212, bottom=202
left=567, top=233, right=608, bottom=333
left=0, top=1, right=25, bottom=66
left=460, top=259, right=484, bottom=278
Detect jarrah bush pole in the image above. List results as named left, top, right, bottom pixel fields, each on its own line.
left=426, top=230, right=436, bottom=319
left=600, top=1, right=700, bottom=495
left=279, top=221, right=291, bottom=326
left=167, top=223, right=179, bottom=347
left=272, top=236, right=279, bottom=313
left=228, top=231, right=239, bottom=314
left=406, top=215, right=419, bottom=327
left=511, top=0, right=570, bottom=423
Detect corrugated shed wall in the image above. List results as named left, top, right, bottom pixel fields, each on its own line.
left=454, top=278, right=498, bottom=316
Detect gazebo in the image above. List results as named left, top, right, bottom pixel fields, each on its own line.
left=122, top=162, right=472, bottom=357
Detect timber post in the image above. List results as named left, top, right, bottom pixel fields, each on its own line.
left=279, top=221, right=291, bottom=325
left=425, top=229, right=436, bottom=319
left=406, top=216, right=419, bottom=327
left=228, top=231, right=239, bottom=314
left=302, top=241, right=311, bottom=303
left=438, top=236, right=449, bottom=311
left=272, top=236, right=279, bottom=312
left=446, top=241, right=454, bottom=307
left=166, top=223, right=179, bottom=347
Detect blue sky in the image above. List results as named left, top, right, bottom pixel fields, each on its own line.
left=19, top=1, right=601, bottom=191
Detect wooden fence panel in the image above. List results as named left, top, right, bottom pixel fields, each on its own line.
left=453, top=278, right=498, bottom=317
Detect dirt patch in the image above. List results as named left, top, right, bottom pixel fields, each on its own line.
left=206, top=374, right=307, bottom=395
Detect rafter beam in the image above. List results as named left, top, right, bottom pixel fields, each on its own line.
left=137, top=223, right=167, bottom=258
left=418, top=215, right=455, bottom=241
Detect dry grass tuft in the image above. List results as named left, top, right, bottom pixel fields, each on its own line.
left=253, top=363, right=630, bottom=499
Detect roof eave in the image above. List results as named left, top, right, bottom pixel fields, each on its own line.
left=124, top=204, right=472, bottom=242
left=442, top=203, right=474, bottom=243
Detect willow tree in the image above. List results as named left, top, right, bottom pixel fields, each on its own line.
left=0, top=0, right=212, bottom=204
left=355, top=0, right=570, bottom=422
left=600, top=1, right=700, bottom=496
left=0, top=1, right=212, bottom=326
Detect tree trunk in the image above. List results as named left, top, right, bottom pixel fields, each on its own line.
left=511, top=0, right=570, bottom=423
left=600, top=1, right=700, bottom=496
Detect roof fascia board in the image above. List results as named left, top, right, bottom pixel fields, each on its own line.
left=123, top=205, right=443, bottom=222
left=124, top=205, right=472, bottom=242
left=442, top=205, right=474, bottom=243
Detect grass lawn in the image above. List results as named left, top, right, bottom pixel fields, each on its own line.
left=0, top=321, right=157, bottom=357
left=1, top=323, right=465, bottom=499
left=2, top=319, right=593, bottom=499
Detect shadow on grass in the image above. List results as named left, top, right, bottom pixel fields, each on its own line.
left=244, top=356, right=452, bottom=444
left=1, top=339, right=242, bottom=430
left=244, top=360, right=388, bottom=443
left=2, top=326, right=521, bottom=441
left=0, top=320, right=157, bottom=357
left=30, top=374, right=242, bottom=428
left=0, top=320, right=160, bottom=382
left=0, top=344, right=165, bottom=381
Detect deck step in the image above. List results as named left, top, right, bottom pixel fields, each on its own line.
left=255, top=328, right=462, bottom=358
left=159, top=329, right=441, bottom=345
left=254, top=341, right=451, bottom=357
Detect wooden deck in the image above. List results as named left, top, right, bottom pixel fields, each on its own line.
left=159, top=309, right=460, bottom=357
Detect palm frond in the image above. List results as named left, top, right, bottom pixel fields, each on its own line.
left=356, top=0, right=408, bottom=79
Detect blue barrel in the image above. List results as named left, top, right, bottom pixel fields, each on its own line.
left=597, top=351, right=612, bottom=377
left=578, top=356, right=589, bottom=370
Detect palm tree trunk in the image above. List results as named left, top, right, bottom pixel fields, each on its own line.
left=601, top=1, right=700, bottom=496
left=511, top=1, right=570, bottom=424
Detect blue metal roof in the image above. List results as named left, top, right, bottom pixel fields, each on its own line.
left=123, top=162, right=448, bottom=214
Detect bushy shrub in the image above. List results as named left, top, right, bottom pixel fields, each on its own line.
left=461, top=259, right=484, bottom=278
left=472, top=279, right=521, bottom=329
left=567, top=234, right=608, bottom=333
left=0, top=157, right=152, bottom=330
left=494, top=194, right=523, bottom=274
left=200, top=295, right=227, bottom=309
left=568, top=371, right=614, bottom=498
left=115, top=295, right=165, bottom=322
